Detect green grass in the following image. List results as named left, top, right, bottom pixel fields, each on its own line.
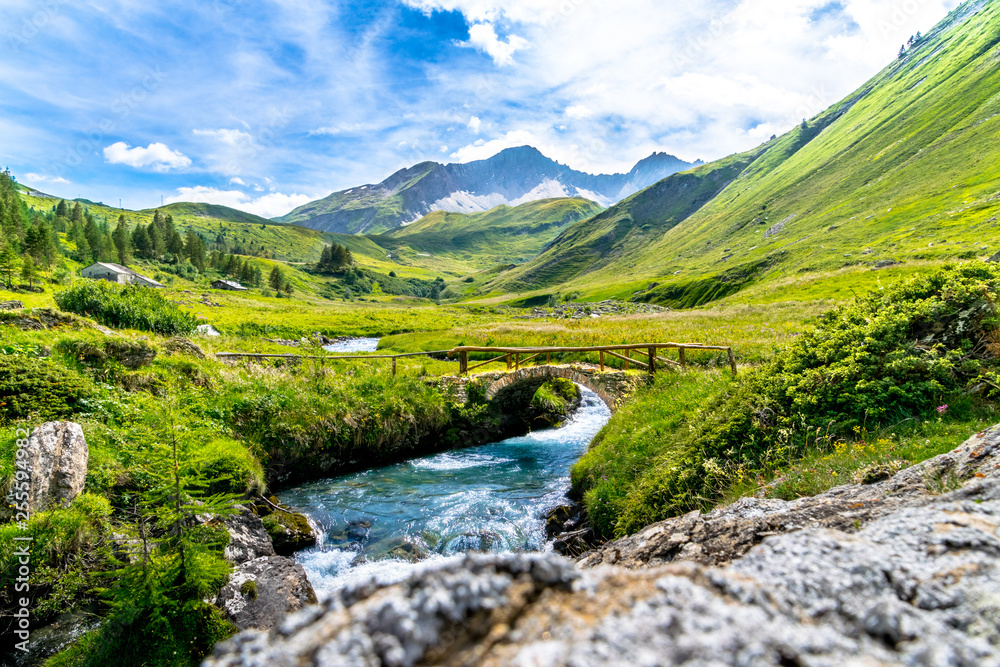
left=754, top=408, right=996, bottom=502
left=376, top=198, right=604, bottom=276
left=571, top=371, right=731, bottom=537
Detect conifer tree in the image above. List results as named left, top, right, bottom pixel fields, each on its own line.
left=131, top=224, right=152, bottom=259
left=147, top=222, right=164, bottom=259
left=85, top=412, right=239, bottom=665
left=20, top=255, right=36, bottom=288
left=112, top=215, right=132, bottom=265
left=268, top=266, right=284, bottom=291
left=0, top=244, right=18, bottom=289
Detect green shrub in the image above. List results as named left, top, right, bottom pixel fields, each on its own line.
left=195, top=437, right=266, bottom=495
left=54, top=282, right=197, bottom=335
left=0, top=355, right=91, bottom=422
left=575, top=262, right=1000, bottom=537
left=0, top=494, right=116, bottom=622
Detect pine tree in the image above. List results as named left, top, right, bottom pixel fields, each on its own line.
left=56, top=199, right=68, bottom=218
left=0, top=244, right=18, bottom=289
left=83, top=218, right=102, bottom=263
left=268, top=266, right=284, bottom=291
left=75, top=233, right=92, bottom=264
left=20, top=255, right=36, bottom=288
left=112, top=215, right=132, bottom=265
left=147, top=222, right=164, bottom=259
left=87, top=412, right=239, bottom=665
left=132, top=224, right=152, bottom=259
left=71, top=202, right=84, bottom=224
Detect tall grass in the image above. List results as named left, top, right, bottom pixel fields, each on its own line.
left=55, top=281, right=197, bottom=335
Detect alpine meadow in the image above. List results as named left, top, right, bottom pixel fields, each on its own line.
left=2, top=1, right=1000, bottom=666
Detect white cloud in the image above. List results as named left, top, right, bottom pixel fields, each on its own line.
left=192, top=128, right=253, bottom=147
left=22, top=173, right=70, bottom=185
left=402, top=0, right=961, bottom=171
left=103, top=141, right=191, bottom=172
left=468, top=115, right=482, bottom=134
left=164, top=186, right=313, bottom=219
left=229, top=177, right=247, bottom=186
left=191, top=128, right=258, bottom=176
left=463, top=22, right=529, bottom=66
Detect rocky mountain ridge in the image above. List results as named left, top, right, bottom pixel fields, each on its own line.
left=276, top=147, right=698, bottom=234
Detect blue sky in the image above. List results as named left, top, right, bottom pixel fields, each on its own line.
left=0, top=0, right=960, bottom=217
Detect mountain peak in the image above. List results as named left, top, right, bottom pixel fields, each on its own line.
left=279, top=146, right=697, bottom=233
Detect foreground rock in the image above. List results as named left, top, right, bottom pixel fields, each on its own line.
left=206, top=428, right=1000, bottom=666
left=215, top=556, right=318, bottom=632
left=223, top=507, right=276, bottom=564
left=21, top=421, right=88, bottom=513
left=580, top=423, right=1000, bottom=569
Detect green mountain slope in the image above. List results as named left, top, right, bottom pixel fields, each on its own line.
left=489, top=0, right=1000, bottom=305
left=374, top=198, right=603, bottom=275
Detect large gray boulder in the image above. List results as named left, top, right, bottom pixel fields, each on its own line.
left=580, top=422, right=1000, bottom=569
left=205, top=428, right=1000, bottom=666
left=215, top=556, right=317, bottom=632
left=224, top=507, right=277, bottom=564
left=22, top=422, right=88, bottom=513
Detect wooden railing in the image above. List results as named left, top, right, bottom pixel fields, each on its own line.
left=215, top=343, right=737, bottom=377
left=449, top=343, right=737, bottom=376
left=214, top=350, right=452, bottom=376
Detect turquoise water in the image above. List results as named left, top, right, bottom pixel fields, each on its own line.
left=322, top=337, right=380, bottom=353
left=281, top=388, right=611, bottom=596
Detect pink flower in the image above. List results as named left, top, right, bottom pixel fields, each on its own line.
left=936, top=405, right=948, bottom=415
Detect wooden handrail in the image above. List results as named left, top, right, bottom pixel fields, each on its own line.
left=449, top=343, right=731, bottom=354
left=216, top=342, right=738, bottom=378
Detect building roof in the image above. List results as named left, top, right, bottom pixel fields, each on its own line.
left=88, top=262, right=131, bottom=275
left=212, top=279, right=248, bottom=290
left=83, top=262, right=164, bottom=288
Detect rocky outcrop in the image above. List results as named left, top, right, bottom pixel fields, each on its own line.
left=22, top=422, right=88, bottom=512
left=579, top=423, right=1000, bottom=569
left=206, top=429, right=1000, bottom=666
left=214, top=556, right=317, bottom=632
left=0, top=300, right=24, bottom=310
left=224, top=507, right=276, bottom=564
left=258, top=499, right=318, bottom=556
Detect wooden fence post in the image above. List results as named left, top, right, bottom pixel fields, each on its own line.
left=728, top=348, right=738, bottom=376
left=599, top=350, right=605, bottom=371
left=392, top=357, right=397, bottom=377
left=460, top=351, right=468, bottom=375
left=648, top=346, right=656, bottom=377
left=506, top=354, right=512, bottom=370
left=515, top=353, right=520, bottom=370
left=679, top=347, right=686, bottom=369
left=546, top=352, right=551, bottom=366
left=624, top=350, right=630, bottom=370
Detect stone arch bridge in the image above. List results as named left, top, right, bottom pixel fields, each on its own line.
left=438, top=365, right=641, bottom=412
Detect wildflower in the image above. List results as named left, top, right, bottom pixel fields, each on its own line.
left=936, top=405, right=948, bottom=415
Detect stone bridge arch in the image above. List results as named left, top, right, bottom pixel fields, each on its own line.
left=482, top=365, right=635, bottom=412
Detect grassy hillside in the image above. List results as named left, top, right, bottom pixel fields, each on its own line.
left=375, top=198, right=604, bottom=275
left=20, top=187, right=607, bottom=290
left=485, top=0, right=1000, bottom=305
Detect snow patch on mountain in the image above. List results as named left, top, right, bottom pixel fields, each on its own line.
left=429, top=179, right=610, bottom=214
